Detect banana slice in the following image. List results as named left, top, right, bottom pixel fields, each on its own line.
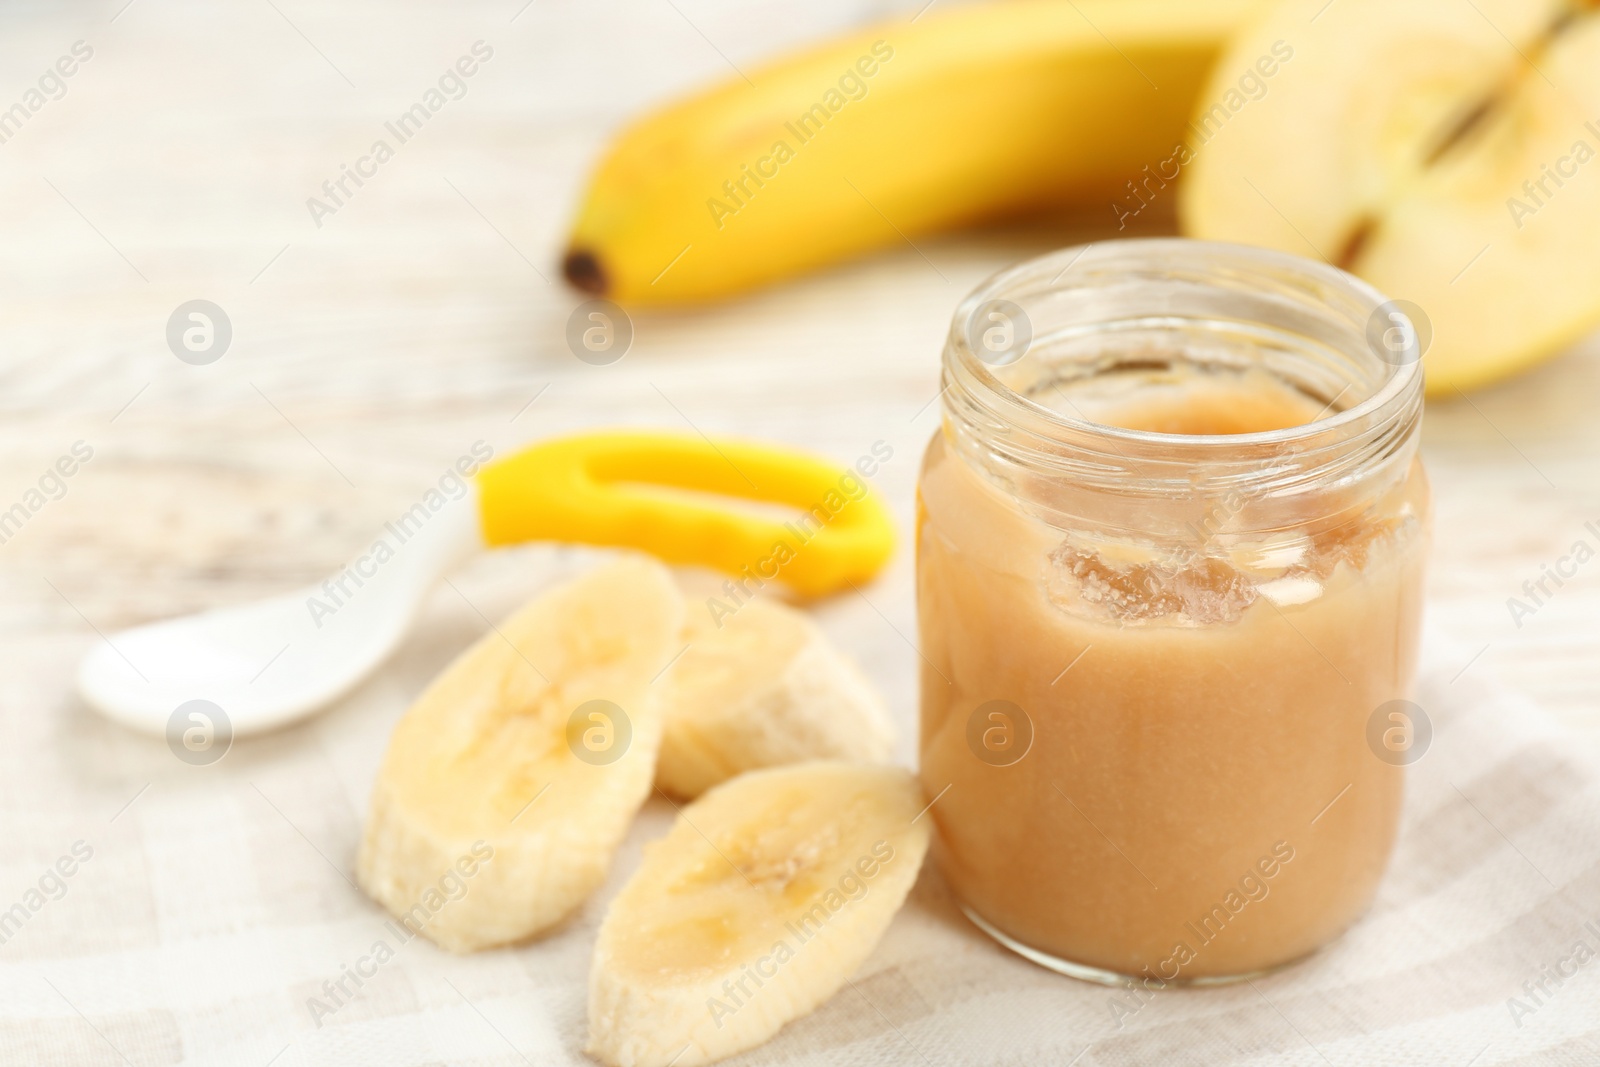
left=657, top=598, right=895, bottom=799
left=588, top=762, right=931, bottom=1067
left=357, top=556, right=684, bottom=952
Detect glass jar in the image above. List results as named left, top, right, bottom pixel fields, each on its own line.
left=916, top=239, right=1429, bottom=984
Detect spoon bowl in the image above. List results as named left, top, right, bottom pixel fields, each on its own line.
left=78, top=495, right=480, bottom=737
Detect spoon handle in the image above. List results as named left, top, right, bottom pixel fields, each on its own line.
left=476, top=431, right=894, bottom=596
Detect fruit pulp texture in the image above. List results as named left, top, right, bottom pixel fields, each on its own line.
left=916, top=376, right=1428, bottom=980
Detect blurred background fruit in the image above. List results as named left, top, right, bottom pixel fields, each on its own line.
left=565, top=0, right=1600, bottom=393
left=1182, top=0, right=1600, bottom=393
left=563, top=0, right=1257, bottom=304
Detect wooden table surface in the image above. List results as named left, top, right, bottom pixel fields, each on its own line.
left=3, top=0, right=1598, bottom=811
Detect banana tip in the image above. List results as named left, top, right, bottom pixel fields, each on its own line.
left=562, top=248, right=608, bottom=296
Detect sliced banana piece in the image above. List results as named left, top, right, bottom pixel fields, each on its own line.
left=656, top=598, right=895, bottom=799
left=357, top=556, right=684, bottom=952
left=588, top=761, right=931, bottom=1067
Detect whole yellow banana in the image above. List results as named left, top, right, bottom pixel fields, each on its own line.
left=562, top=0, right=1259, bottom=305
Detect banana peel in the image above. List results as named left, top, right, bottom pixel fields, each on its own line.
left=563, top=0, right=1261, bottom=305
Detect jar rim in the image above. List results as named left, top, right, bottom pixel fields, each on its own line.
left=945, top=238, right=1422, bottom=452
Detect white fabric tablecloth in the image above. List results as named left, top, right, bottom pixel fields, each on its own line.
left=5, top=547, right=1598, bottom=1066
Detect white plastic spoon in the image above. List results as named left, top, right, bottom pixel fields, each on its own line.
left=78, top=490, right=481, bottom=738
left=75, top=431, right=895, bottom=739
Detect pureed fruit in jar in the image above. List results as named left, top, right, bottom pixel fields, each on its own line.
left=917, top=240, right=1429, bottom=983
